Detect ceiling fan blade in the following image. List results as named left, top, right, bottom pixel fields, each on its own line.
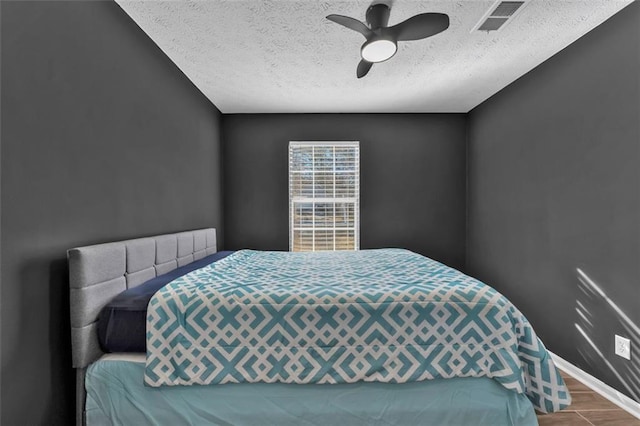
left=326, top=14, right=373, bottom=38
left=385, top=13, right=449, bottom=41
left=357, top=60, right=373, bottom=79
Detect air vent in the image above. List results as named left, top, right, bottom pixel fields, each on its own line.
left=478, top=17, right=509, bottom=32
left=473, top=0, right=527, bottom=33
left=491, top=1, right=524, bottom=18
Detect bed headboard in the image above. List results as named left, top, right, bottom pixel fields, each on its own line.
left=67, top=228, right=217, bottom=369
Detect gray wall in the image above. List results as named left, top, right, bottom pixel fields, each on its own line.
left=1, top=1, right=223, bottom=424
left=467, top=2, right=639, bottom=402
left=223, top=114, right=467, bottom=270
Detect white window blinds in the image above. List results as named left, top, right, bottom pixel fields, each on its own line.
left=289, top=141, right=360, bottom=252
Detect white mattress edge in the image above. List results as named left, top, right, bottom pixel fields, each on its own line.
left=98, top=353, right=145, bottom=363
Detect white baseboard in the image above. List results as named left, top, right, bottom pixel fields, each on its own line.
left=549, top=351, right=640, bottom=419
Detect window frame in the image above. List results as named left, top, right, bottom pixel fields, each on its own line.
left=288, top=141, right=360, bottom=252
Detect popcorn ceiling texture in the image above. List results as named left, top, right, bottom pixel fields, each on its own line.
left=116, top=1, right=632, bottom=113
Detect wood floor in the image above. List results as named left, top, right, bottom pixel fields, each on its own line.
left=536, top=370, right=640, bottom=426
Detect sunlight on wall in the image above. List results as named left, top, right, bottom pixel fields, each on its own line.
left=575, top=268, right=640, bottom=401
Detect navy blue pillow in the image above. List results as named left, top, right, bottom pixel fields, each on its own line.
left=98, top=251, right=234, bottom=353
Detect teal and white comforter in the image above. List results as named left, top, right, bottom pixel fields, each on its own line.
left=145, top=249, right=571, bottom=413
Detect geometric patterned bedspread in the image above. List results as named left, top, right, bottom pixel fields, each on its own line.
left=145, top=249, right=571, bottom=413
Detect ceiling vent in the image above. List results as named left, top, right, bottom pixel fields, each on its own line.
left=473, top=1, right=527, bottom=33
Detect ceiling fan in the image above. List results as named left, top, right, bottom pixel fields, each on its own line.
left=326, top=3, right=450, bottom=78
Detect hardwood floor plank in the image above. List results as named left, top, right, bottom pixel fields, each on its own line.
left=543, top=365, right=640, bottom=425
left=537, top=412, right=593, bottom=426
left=562, top=377, right=592, bottom=392
left=565, top=391, right=620, bottom=411
left=578, top=410, right=640, bottom=426
left=559, top=370, right=572, bottom=379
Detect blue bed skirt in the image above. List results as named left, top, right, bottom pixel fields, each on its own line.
left=86, top=355, right=538, bottom=426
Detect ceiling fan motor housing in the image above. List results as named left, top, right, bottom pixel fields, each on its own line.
left=361, top=3, right=397, bottom=63
left=366, top=4, right=391, bottom=30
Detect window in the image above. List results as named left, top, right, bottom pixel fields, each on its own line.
left=289, top=141, right=360, bottom=251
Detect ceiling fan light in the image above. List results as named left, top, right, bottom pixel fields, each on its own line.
left=361, top=39, right=397, bottom=63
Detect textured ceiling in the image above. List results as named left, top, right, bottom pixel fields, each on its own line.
left=116, top=0, right=633, bottom=113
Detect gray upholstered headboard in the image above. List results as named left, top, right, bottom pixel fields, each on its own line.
left=67, top=228, right=217, bottom=369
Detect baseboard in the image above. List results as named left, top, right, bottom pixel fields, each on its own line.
left=549, top=351, right=640, bottom=419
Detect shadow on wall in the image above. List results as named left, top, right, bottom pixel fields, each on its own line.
left=575, top=268, right=640, bottom=402
left=7, top=257, right=75, bottom=423
left=48, top=258, right=74, bottom=421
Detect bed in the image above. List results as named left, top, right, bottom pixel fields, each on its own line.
left=69, top=228, right=569, bottom=425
